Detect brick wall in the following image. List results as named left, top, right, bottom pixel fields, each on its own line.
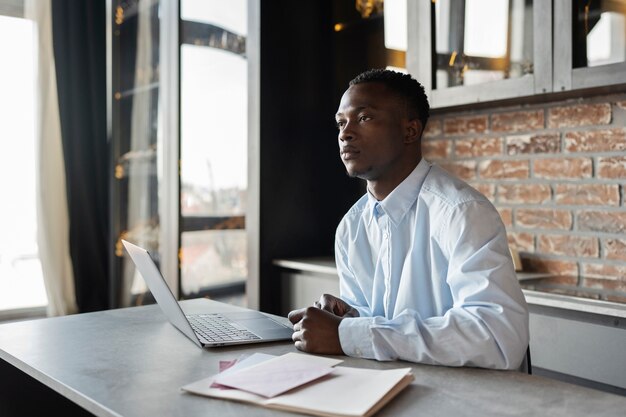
left=422, top=94, right=626, bottom=303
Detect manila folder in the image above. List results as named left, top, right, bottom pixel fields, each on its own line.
left=183, top=364, right=414, bottom=417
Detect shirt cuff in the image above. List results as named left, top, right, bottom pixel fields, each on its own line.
left=338, top=317, right=376, bottom=359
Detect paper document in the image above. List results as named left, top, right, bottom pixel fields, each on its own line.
left=210, top=353, right=274, bottom=389
left=213, top=357, right=335, bottom=397
left=182, top=352, right=414, bottom=417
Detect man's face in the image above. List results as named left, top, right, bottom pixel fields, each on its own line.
left=335, top=82, right=410, bottom=181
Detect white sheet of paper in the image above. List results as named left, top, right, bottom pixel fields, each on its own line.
left=182, top=353, right=343, bottom=402
left=212, top=357, right=335, bottom=398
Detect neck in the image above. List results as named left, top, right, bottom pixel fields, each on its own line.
left=367, top=158, right=421, bottom=201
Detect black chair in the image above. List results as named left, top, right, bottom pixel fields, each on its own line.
left=519, top=346, right=532, bottom=374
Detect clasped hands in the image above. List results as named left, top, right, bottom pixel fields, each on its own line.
left=288, top=294, right=359, bottom=355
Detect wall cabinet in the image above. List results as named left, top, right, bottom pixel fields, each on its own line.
left=408, top=0, right=626, bottom=109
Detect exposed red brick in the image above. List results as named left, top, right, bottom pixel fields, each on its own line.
left=478, top=160, right=529, bottom=179
left=564, top=129, right=626, bottom=152
left=455, top=137, right=502, bottom=158
left=577, top=210, right=626, bottom=234
left=423, top=119, right=443, bottom=138
left=555, top=184, right=620, bottom=206
left=491, top=110, right=544, bottom=133
left=498, top=184, right=551, bottom=204
left=537, top=235, right=599, bottom=258
left=497, top=207, right=513, bottom=227
left=598, top=156, right=626, bottom=179
left=516, top=209, right=572, bottom=230
left=506, top=133, right=560, bottom=155
left=422, top=139, right=451, bottom=160
left=521, top=257, right=579, bottom=279
left=604, top=238, right=626, bottom=261
left=507, top=232, right=534, bottom=252
left=533, top=157, right=592, bottom=179
left=547, top=103, right=611, bottom=128
left=582, top=263, right=626, bottom=280
left=470, top=183, right=496, bottom=201
left=439, top=161, right=477, bottom=180
left=443, top=115, right=488, bottom=136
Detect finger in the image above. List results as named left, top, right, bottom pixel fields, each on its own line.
left=294, top=340, right=305, bottom=351
left=318, top=295, right=335, bottom=313
left=288, top=308, right=306, bottom=323
left=292, top=321, right=302, bottom=332
left=314, top=301, right=321, bottom=308
left=291, top=329, right=302, bottom=342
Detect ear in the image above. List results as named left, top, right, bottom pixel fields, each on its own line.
left=404, top=119, right=422, bottom=144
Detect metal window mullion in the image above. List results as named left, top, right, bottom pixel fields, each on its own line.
left=158, top=0, right=180, bottom=299
left=407, top=0, right=432, bottom=93
left=247, top=0, right=260, bottom=310
left=553, top=0, right=572, bottom=92
left=572, top=61, right=626, bottom=89
left=533, top=0, right=553, bottom=94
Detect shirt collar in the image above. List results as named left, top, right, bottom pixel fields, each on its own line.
left=366, top=159, right=431, bottom=226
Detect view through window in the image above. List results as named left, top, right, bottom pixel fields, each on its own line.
left=180, top=0, right=248, bottom=298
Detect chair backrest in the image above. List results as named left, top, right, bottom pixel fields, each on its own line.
left=518, top=346, right=532, bottom=374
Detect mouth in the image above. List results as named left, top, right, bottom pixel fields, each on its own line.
left=340, top=147, right=360, bottom=160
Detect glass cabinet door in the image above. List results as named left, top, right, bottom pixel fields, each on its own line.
left=409, top=0, right=552, bottom=108
left=554, top=0, right=626, bottom=91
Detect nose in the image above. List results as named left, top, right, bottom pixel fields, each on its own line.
left=338, top=121, right=354, bottom=142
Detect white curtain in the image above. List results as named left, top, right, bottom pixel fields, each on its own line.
left=26, top=0, right=77, bottom=316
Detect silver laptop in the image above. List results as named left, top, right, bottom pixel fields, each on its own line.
left=122, top=240, right=293, bottom=348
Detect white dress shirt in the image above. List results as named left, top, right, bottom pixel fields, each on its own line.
left=336, top=158, right=529, bottom=370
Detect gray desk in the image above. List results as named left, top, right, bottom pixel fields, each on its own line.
left=1, top=299, right=625, bottom=417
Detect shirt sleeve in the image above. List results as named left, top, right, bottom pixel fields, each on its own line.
left=338, top=201, right=530, bottom=370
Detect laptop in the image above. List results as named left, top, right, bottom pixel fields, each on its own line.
left=122, top=240, right=294, bottom=348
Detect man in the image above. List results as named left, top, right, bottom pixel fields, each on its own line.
left=288, top=69, right=529, bottom=370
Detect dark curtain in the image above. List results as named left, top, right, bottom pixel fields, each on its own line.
left=51, top=0, right=110, bottom=312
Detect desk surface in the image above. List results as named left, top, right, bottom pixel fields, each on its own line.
left=1, top=299, right=625, bottom=417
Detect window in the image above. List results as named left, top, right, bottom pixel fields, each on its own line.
left=180, top=0, right=248, bottom=299
left=0, top=8, right=48, bottom=314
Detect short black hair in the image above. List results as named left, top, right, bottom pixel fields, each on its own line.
left=349, top=68, right=430, bottom=128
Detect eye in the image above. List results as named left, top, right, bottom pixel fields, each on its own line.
left=359, top=115, right=372, bottom=122
left=335, top=120, right=345, bottom=129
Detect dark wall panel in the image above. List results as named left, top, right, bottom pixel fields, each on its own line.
left=259, top=1, right=364, bottom=313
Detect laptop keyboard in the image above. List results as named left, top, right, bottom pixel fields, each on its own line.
left=186, top=313, right=261, bottom=344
